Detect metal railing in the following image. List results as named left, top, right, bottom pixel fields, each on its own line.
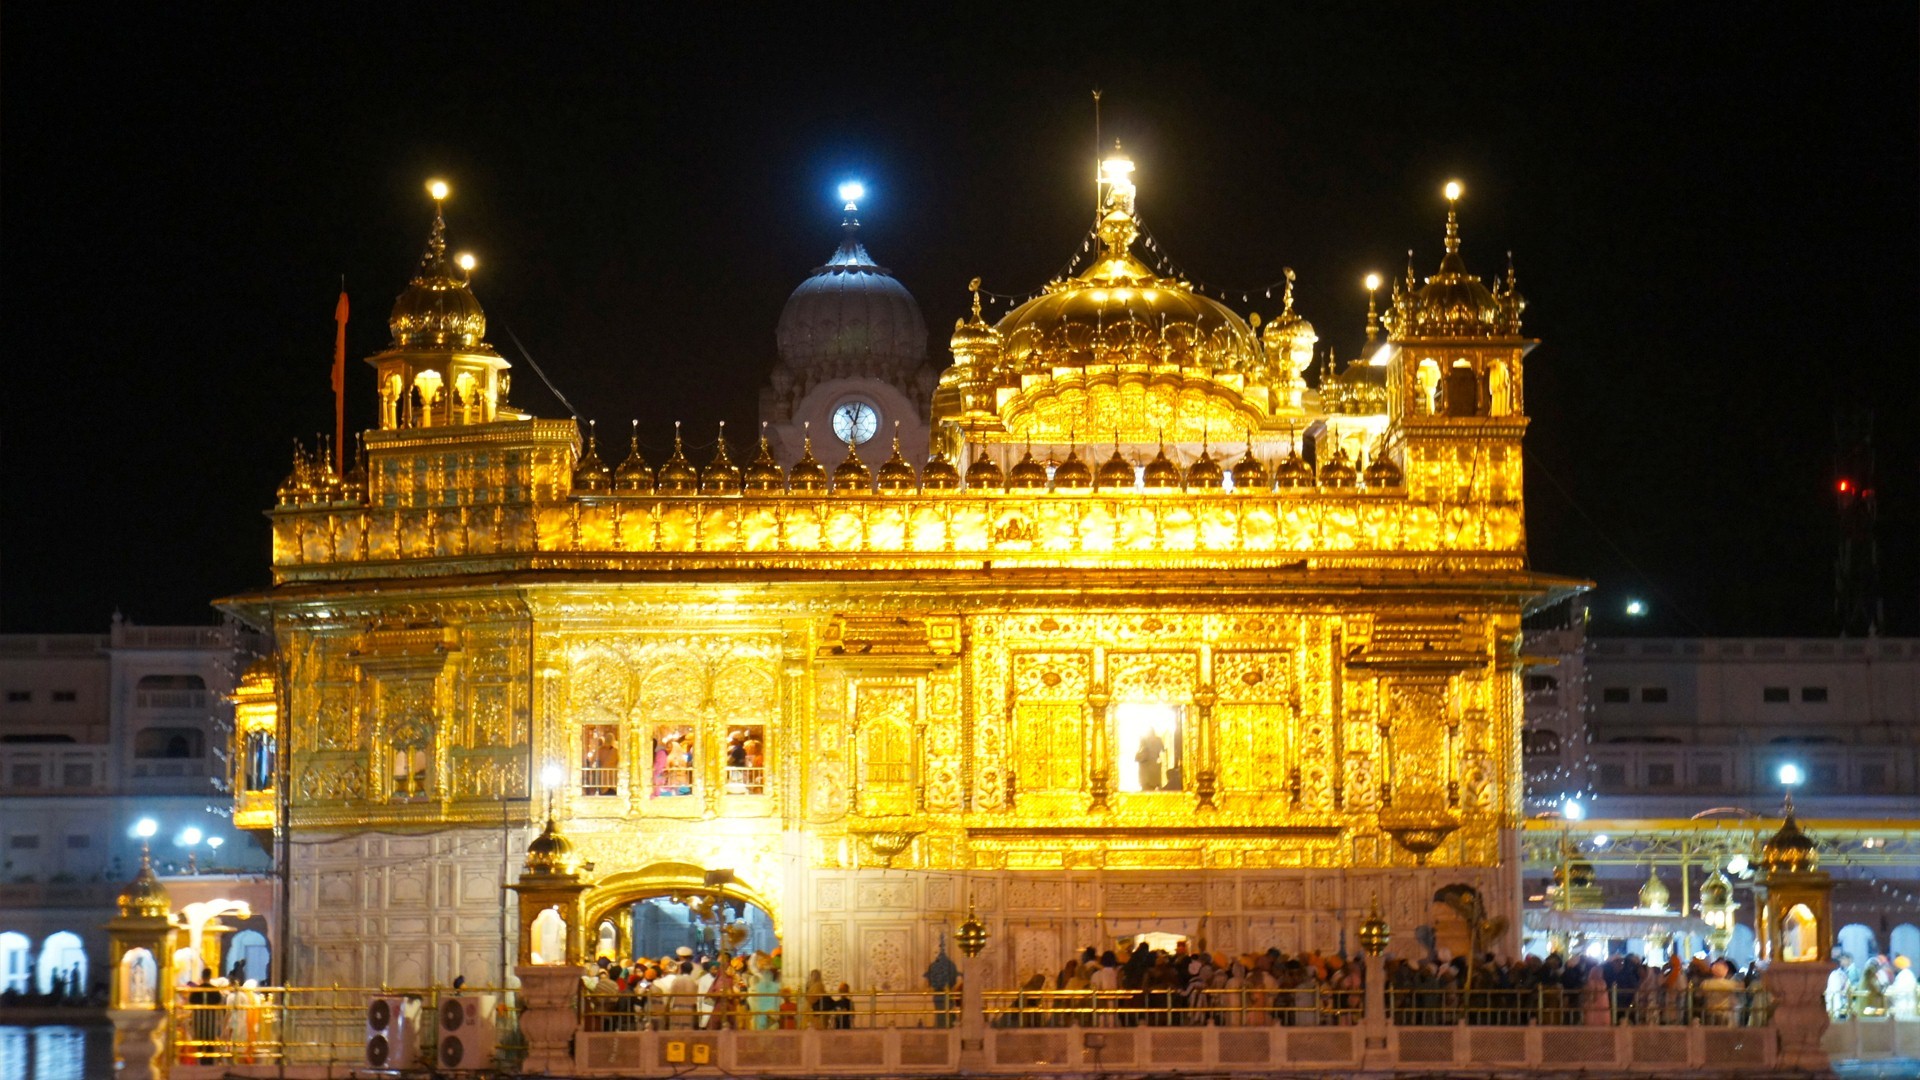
left=723, top=766, right=766, bottom=794
left=579, top=767, right=619, bottom=796
left=169, top=984, right=521, bottom=1067
left=1385, top=985, right=1765, bottom=1026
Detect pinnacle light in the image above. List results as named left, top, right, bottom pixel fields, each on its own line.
left=541, top=764, right=564, bottom=789
left=1563, top=798, right=1586, bottom=821
left=427, top=179, right=450, bottom=201
left=457, top=253, right=477, bottom=272
left=1778, top=762, right=1804, bottom=787
left=838, top=181, right=865, bottom=205
left=178, top=827, right=203, bottom=846
left=1625, top=599, right=1647, bottom=617
left=1364, top=273, right=1382, bottom=292
left=134, top=818, right=158, bottom=840
left=1444, top=180, right=1463, bottom=201
left=1727, top=854, right=1750, bottom=875
left=1101, top=152, right=1135, bottom=182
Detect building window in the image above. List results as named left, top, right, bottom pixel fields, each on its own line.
left=1641, top=687, right=1669, bottom=703
left=5, top=691, right=29, bottom=703
left=133, top=727, right=204, bottom=759
left=1860, top=762, right=1889, bottom=792
left=1801, top=686, right=1829, bottom=703
left=1117, top=703, right=1183, bottom=792
left=1646, top=763, right=1676, bottom=787
left=1762, top=686, right=1789, bottom=703
left=1694, top=763, right=1724, bottom=788
left=51, top=691, right=76, bottom=704
left=7, top=835, right=40, bottom=849
left=1811, top=763, right=1840, bottom=788
left=724, top=724, right=766, bottom=795
left=1601, top=687, right=1630, bottom=704
left=134, top=674, right=208, bottom=710
left=650, top=724, right=695, bottom=797
left=8, top=765, right=41, bottom=789
left=580, top=724, right=619, bottom=796
left=1597, top=763, right=1628, bottom=788
left=64, top=835, right=89, bottom=850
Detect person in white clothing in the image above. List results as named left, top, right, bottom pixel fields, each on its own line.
left=1825, top=953, right=1855, bottom=1019
left=1889, top=956, right=1918, bottom=1020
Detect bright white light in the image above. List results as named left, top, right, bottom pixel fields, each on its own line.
left=1583, top=940, right=1607, bottom=960
left=456, top=253, right=476, bottom=272
left=1563, top=798, right=1586, bottom=821
left=1101, top=153, right=1136, bottom=182
left=427, top=179, right=449, bottom=201
left=1364, top=273, right=1382, bottom=293
left=207, top=836, right=224, bottom=850
left=838, top=181, right=865, bottom=205
left=1778, top=762, right=1804, bottom=787
left=1625, top=600, right=1647, bottom=617
left=541, top=764, right=564, bottom=789
left=1592, top=834, right=1611, bottom=849
left=178, top=827, right=203, bottom=846
left=1727, top=854, right=1750, bottom=875
left=134, top=818, right=158, bottom=840
left=1367, top=343, right=1394, bottom=367
left=1444, top=180, right=1463, bottom=201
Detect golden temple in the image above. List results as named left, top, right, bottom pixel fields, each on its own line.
left=224, top=150, right=1578, bottom=991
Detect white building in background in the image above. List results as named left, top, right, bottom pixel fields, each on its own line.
left=0, top=618, right=272, bottom=999
left=1522, top=620, right=1920, bottom=963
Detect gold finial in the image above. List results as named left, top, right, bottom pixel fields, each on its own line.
left=968, top=277, right=984, bottom=322
left=1281, top=267, right=1296, bottom=315
left=1364, top=273, right=1382, bottom=342
left=1443, top=180, right=1463, bottom=254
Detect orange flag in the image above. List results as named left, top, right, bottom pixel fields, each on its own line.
left=332, top=284, right=349, bottom=472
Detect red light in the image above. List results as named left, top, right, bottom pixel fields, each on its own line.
left=1837, top=479, right=1852, bottom=494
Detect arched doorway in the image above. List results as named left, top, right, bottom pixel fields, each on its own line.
left=228, top=928, right=270, bottom=985
left=582, top=865, right=780, bottom=967
left=36, top=932, right=85, bottom=998
left=0, top=932, right=30, bottom=994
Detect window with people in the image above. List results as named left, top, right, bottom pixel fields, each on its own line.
left=724, top=725, right=766, bottom=795
left=1117, top=703, right=1183, bottom=793
left=651, top=724, right=696, bottom=797
left=581, top=724, right=620, bottom=796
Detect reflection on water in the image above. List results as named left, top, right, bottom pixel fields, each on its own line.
left=0, top=1024, right=114, bottom=1080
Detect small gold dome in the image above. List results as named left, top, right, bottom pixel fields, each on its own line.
left=1386, top=195, right=1524, bottom=341
left=788, top=437, right=829, bottom=493
left=1052, top=449, right=1093, bottom=490
left=1231, top=445, right=1268, bottom=491
left=388, top=202, right=489, bottom=350
left=1276, top=447, right=1315, bottom=489
left=1319, top=446, right=1358, bottom=489
left=340, top=438, right=369, bottom=503
left=877, top=437, right=919, bottom=493
left=964, top=452, right=1004, bottom=491
left=1762, top=801, right=1819, bottom=874
left=572, top=424, right=612, bottom=493
left=117, top=857, right=171, bottom=920
left=743, top=432, right=786, bottom=493
left=615, top=422, right=654, bottom=493
left=523, top=817, right=580, bottom=877
left=1007, top=449, right=1049, bottom=490
left=921, top=452, right=961, bottom=490
left=1363, top=448, right=1404, bottom=490
left=1142, top=446, right=1182, bottom=489
left=238, top=656, right=276, bottom=693
left=832, top=441, right=871, bottom=494
left=1186, top=447, right=1224, bottom=490
left=1638, top=867, right=1671, bottom=911
left=1096, top=448, right=1135, bottom=490
left=700, top=426, right=742, bottom=495
left=655, top=425, right=699, bottom=495
left=1699, top=869, right=1733, bottom=908
left=949, top=280, right=1002, bottom=361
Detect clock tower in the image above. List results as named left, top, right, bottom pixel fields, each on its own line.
left=760, top=184, right=935, bottom=469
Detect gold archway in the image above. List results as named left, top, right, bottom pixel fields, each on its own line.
left=581, top=862, right=782, bottom=953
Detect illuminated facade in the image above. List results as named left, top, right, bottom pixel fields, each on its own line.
left=226, top=156, right=1574, bottom=991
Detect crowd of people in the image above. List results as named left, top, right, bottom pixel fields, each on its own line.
left=1385, top=953, right=1766, bottom=1027
left=1826, top=952, right=1920, bottom=1020
left=583, top=946, right=863, bottom=1031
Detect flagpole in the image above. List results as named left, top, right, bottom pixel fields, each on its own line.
left=333, top=277, right=349, bottom=473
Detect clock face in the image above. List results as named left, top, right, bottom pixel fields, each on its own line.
left=830, top=400, right=879, bottom=445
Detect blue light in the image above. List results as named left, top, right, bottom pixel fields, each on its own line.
left=838, top=181, right=865, bottom=205
left=1625, top=600, right=1647, bottom=617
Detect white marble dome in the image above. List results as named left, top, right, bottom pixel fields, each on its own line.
left=775, top=228, right=929, bottom=380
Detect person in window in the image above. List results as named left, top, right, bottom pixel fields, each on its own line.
left=1136, top=728, right=1166, bottom=791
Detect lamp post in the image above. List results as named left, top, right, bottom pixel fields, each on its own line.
left=107, top=818, right=175, bottom=1080
left=178, top=827, right=203, bottom=875
left=205, top=836, right=224, bottom=874
left=1359, top=894, right=1391, bottom=1061
left=955, top=903, right=988, bottom=1068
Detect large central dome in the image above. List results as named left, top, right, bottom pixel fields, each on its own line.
left=775, top=222, right=929, bottom=381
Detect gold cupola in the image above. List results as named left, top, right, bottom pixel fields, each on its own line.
left=1096, top=446, right=1135, bottom=489
left=615, top=421, right=654, bottom=493
left=876, top=433, right=919, bottom=493
left=655, top=423, right=699, bottom=495
left=700, top=423, right=743, bottom=495
left=572, top=421, right=612, bottom=493
left=743, top=426, right=786, bottom=493
left=1387, top=182, right=1524, bottom=342
left=788, top=430, right=828, bottom=493
left=1259, top=269, right=1318, bottom=394
left=1760, top=794, right=1819, bottom=875
left=117, top=848, right=172, bottom=920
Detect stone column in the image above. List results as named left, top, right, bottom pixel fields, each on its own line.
left=1766, top=962, right=1832, bottom=1072
left=516, top=964, right=587, bottom=1074
left=107, top=1008, right=168, bottom=1080
left=1358, top=896, right=1391, bottom=1068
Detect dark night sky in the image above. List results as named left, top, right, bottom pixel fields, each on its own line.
left=4, top=5, right=1916, bottom=636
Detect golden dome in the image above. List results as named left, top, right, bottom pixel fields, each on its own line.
left=877, top=437, right=919, bottom=493
left=743, top=431, right=786, bottom=493
left=1231, top=445, right=1269, bottom=491
left=700, top=425, right=742, bottom=495
left=788, top=436, right=828, bottom=493
left=388, top=197, right=491, bottom=351
left=1387, top=189, right=1525, bottom=341
left=1186, top=447, right=1224, bottom=490
left=1258, top=270, right=1317, bottom=377
left=572, top=423, right=612, bottom=493
left=948, top=278, right=1002, bottom=362
left=1053, top=448, right=1093, bottom=490
left=965, top=452, right=1004, bottom=491
left=1319, top=446, right=1357, bottom=489
left=832, top=440, right=871, bottom=494
left=1325, top=359, right=1390, bottom=415
left=1638, top=867, right=1671, bottom=911
left=1363, top=449, right=1404, bottom=489
left=1096, top=448, right=1135, bottom=489
left=1762, top=798, right=1818, bottom=874
left=1276, top=447, right=1315, bottom=489
left=1007, top=448, right=1049, bottom=490
left=1699, top=869, right=1733, bottom=908
left=523, top=816, right=580, bottom=878
left=615, top=422, right=654, bottom=493
left=921, top=451, right=960, bottom=490
left=1142, top=445, right=1182, bottom=489
left=238, top=656, right=276, bottom=693
left=341, top=437, right=369, bottom=503
left=118, top=856, right=171, bottom=919
left=655, top=425, right=699, bottom=495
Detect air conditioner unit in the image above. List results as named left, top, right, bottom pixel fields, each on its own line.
left=365, top=995, right=419, bottom=1069
left=437, top=994, right=498, bottom=1070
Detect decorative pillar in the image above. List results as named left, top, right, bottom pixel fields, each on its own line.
left=105, top=845, right=176, bottom=1080
left=506, top=814, right=594, bottom=1075
left=1752, top=798, right=1834, bottom=1072
left=1086, top=689, right=1111, bottom=813
left=1358, top=895, right=1390, bottom=1067
left=955, top=904, right=989, bottom=1069
left=1191, top=686, right=1217, bottom=811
